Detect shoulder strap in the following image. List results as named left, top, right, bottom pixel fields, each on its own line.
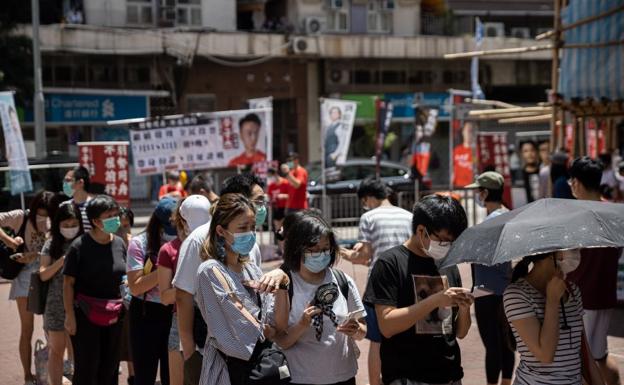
left=331, top=268, right=349, bottom=301
left=18, top=210, right=29, bottom=237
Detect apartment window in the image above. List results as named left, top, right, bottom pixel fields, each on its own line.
left=177, top=0, right=202, bottom=26
left=367, top=0, right=392, bottom=33
left=327, top=0, right=349, bottom=33
left=127, top=0, right=153, bottom=25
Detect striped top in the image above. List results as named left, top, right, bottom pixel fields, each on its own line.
left=503, top=279, right=584, bottom=385
left=195, top=259, right=273, bottom=385
left=358, top=205, right=412, bottom=267
left=73, top=198, right=92, bottom=232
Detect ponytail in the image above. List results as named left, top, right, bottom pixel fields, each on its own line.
left=510, top=253, right=552, bottom=283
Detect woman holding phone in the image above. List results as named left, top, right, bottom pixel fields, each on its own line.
left=274, top=212, right=366, bottom=385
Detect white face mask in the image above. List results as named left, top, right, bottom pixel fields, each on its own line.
left=422, top=228, right=451, bottom=260
left=557, top=249, right=581, bottom=275
left=60, top=226, right=80, bottom=240
left=475, top=191, right=486, bottom=208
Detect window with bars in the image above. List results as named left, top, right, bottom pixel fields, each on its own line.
left=367, top=0, right=392, bottom=33
left=127, top=0, right=153, bottom=25
left=126, top=0, right=201, bottom=27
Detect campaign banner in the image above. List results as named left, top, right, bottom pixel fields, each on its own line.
left=320, top=99, right=357, bottom=168
left=477, top=132, right=513, bottom=208
left=375, top=100, right=394, bottom=164
left=411, top=107, right=439, bottom=178
left=252, top=160, right=279, bottom=184
left=585, top=119, right=606, bottom=159
left=78, top=142, right=130, bottom=206
left=128, top=108, right=272, bottom=176
left=0, top=92, right=33, bottom=195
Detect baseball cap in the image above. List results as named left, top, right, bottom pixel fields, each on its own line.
left=154, top=197, right=178, bottom=236
left=466, top=171, right=504, bottom=190
left=180, top=195, right=212, bottom=232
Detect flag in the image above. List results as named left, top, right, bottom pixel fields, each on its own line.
left=471, top=18, right=485, bottom=100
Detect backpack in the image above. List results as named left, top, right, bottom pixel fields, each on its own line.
left=0, top=210, right=29, bottom=280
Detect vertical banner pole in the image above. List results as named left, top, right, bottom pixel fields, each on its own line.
left=20, top=193, right=25, bottom=211
left=320, top=99, right=328, bottom=221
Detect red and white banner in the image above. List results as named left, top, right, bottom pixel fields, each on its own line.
left=78, top=141, right=130, bottom=206
left=252, top=160, right=279, bottom=183
left=477, top=132, right=513, bottom=208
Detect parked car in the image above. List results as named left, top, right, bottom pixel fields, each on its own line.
left=306, top=158, right=414, bottom=195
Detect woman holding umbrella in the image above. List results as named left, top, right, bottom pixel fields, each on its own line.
left=503, top=251, right=604, bottom=385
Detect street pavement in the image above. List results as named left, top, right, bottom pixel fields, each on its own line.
left=1, top=261, right=623, bottom=385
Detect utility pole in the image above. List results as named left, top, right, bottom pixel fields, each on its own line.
left=31, top=0, right=47, bottom=158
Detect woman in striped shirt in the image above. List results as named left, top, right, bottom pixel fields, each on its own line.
left=503, top=251, right=604, bottom=385
left=195, top=193, right=290, bottom=385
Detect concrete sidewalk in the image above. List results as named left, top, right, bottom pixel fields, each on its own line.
left=1, top=261, right=623, bottom=385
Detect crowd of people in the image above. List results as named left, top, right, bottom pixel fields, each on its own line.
left=0, top=152, right=622, bottom=385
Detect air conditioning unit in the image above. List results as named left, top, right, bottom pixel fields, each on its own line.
left=304, top=16, right=326, bottom=34
left=329, top=0, right=343, bottom=9
left=292, top=37, right=309, bottom=53
left=328, top=69, right=350, bottom=85
left=381, top=0, right=395, bottom=10
left=483, top=22, right=505, bottom=37
left=511, top=27, right=531, bottom=39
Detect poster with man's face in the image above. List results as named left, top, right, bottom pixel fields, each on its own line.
left=320, top=99, right=357, bottom=168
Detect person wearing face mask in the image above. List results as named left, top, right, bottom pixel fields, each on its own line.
left=272, top=212, right=366, bottom=385
left=0, top=190, right=53, bottom=385
left=173, top=174, right=264, bottom=385
left=281, top=152, right=309, bottom=214
left=363, top=194, right=473, bottom=385
left=195, top=193, right=288, bottom=385
left=63, top=195, right=127, bottom=385
left=503, top=251, right=603, bottom=385
left=63, top=166, right=93, bottom=231
left=157, top=195, right=212, bottom=385
left=116, top=206, right=134, bottom=246
left=466, top=172, right=515, bottom=385
left=39, top=200, right=83, bottom=385
left=126, top=197, right=178, bottom=385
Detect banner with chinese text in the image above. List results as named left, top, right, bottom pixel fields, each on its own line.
left=78, top=142, right=130, bottom=206
left=128, top=109, right=272, bottom=176
left=477, top=132, right=513, bottom=208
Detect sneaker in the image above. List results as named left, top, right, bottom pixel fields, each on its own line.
left=63, top=360, right=74, bottom=380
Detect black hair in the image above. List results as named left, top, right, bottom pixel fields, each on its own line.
left=411, top=195, right=467, bottom=240
left=239, top=113, right=261, bottom=129
left=86, top=195, right=119, bottom=227
left=28, top=190, right=55, bottom=230
left=520, top=140, right=538, bottom=152
left=49, top=202, right=83, bottom=260
left=277, top=209, right=322, bottom=241
left=482, top=187, right=504, bottom=203
left=119, top=206, right=135, bottom=227
left=550, top=161, right=569, bottom=184
left=71, top=166, right=91, bottom=192
left=288, top=152, right=300, bottom=161
left=144, top=212, right=164, bottom=258
left=510, top=253, right=552, bottom=283
left=188, top=174, right=214, bottom=195
left=282, top=213, right=338, bottom=272
left=569, top=156, right=603, bottom=192
left=267, top=168, right=277, bottom=176
left=221, top=173, right=264, bottom=196
left=357, top=177, right=388, bottom=200
left=598, top=153, right=612, bottom=168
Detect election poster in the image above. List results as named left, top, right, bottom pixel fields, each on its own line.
left=78, top=142, right=130, bottom=206
left=128, top=108, right=272, bottom=176
left=320, top=99, right=357, bottom=168
left=0, top=92, right=33, bottom=195
left=477, top=132, right=513, bottom=208
left=411, top=106, right=440, bottom=178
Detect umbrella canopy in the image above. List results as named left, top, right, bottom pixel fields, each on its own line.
left=440, top=198, right=624, bottom=268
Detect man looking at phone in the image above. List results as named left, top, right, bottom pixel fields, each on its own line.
left=466, top=171, right=515, bottom=385
left=363, top=194, right=473, bottom=385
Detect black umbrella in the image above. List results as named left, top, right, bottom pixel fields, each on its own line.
left=440, top=198, right=624, bottom=269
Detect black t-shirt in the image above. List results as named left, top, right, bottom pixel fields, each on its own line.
left=363, top=245, right=463, bottom=384
left=63, top=233, right=127, bottom=299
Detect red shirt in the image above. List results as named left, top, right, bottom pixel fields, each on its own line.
left=268, top=178, right=290, bottom=209
left=452, top=145, right=474, bottom=187
left=157, top=238, right=183, bottom=277
left=287, top=167, right=309, bottom=210
left=228, top=151, right=266, bottom=167
left=158, top=184, right=186, bottom=200
left=566, top=247, right=621, bottom=309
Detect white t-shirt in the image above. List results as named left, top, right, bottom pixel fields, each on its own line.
left=284, top=269, right=365, bottom=384
left=173, top=221, right=262, bottom=295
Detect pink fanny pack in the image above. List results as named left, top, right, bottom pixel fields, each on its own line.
left=76, top=293, right=123, bottom=326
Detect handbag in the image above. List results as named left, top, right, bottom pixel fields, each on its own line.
left=75, top=293, right=123, bottom=326
left=34, top=339, right=49, bottom=385
left=0, top=210, right=29, bottom=280
left=27, top=271, right=49, bottom=315
left=211, top=266, right=290, bottom=385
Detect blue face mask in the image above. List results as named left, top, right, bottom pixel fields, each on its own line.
left=287, top=161, right=295, bottom=169
left=229, top=231, right=256, bottom=256
left=101, top=216, right=121, bottom=234
left=303, top=251, right=331, bottom=273
left=63, top=181, right=74, bottom=197
left=255, top=204, right=267, bottom=227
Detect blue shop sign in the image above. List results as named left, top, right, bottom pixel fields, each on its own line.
left=383, top=92, right=450, bottom=119
left=25, top=93, right=148, bottom=123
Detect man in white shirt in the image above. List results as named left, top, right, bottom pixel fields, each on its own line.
left=173, top=174, right=266, bottom=384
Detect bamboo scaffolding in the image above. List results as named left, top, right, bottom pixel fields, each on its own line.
left=468, top=106, right=552, bottom=116
left=536, top=3, right=624, bottom=40
left=498, top=114, right=553, bottom=124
